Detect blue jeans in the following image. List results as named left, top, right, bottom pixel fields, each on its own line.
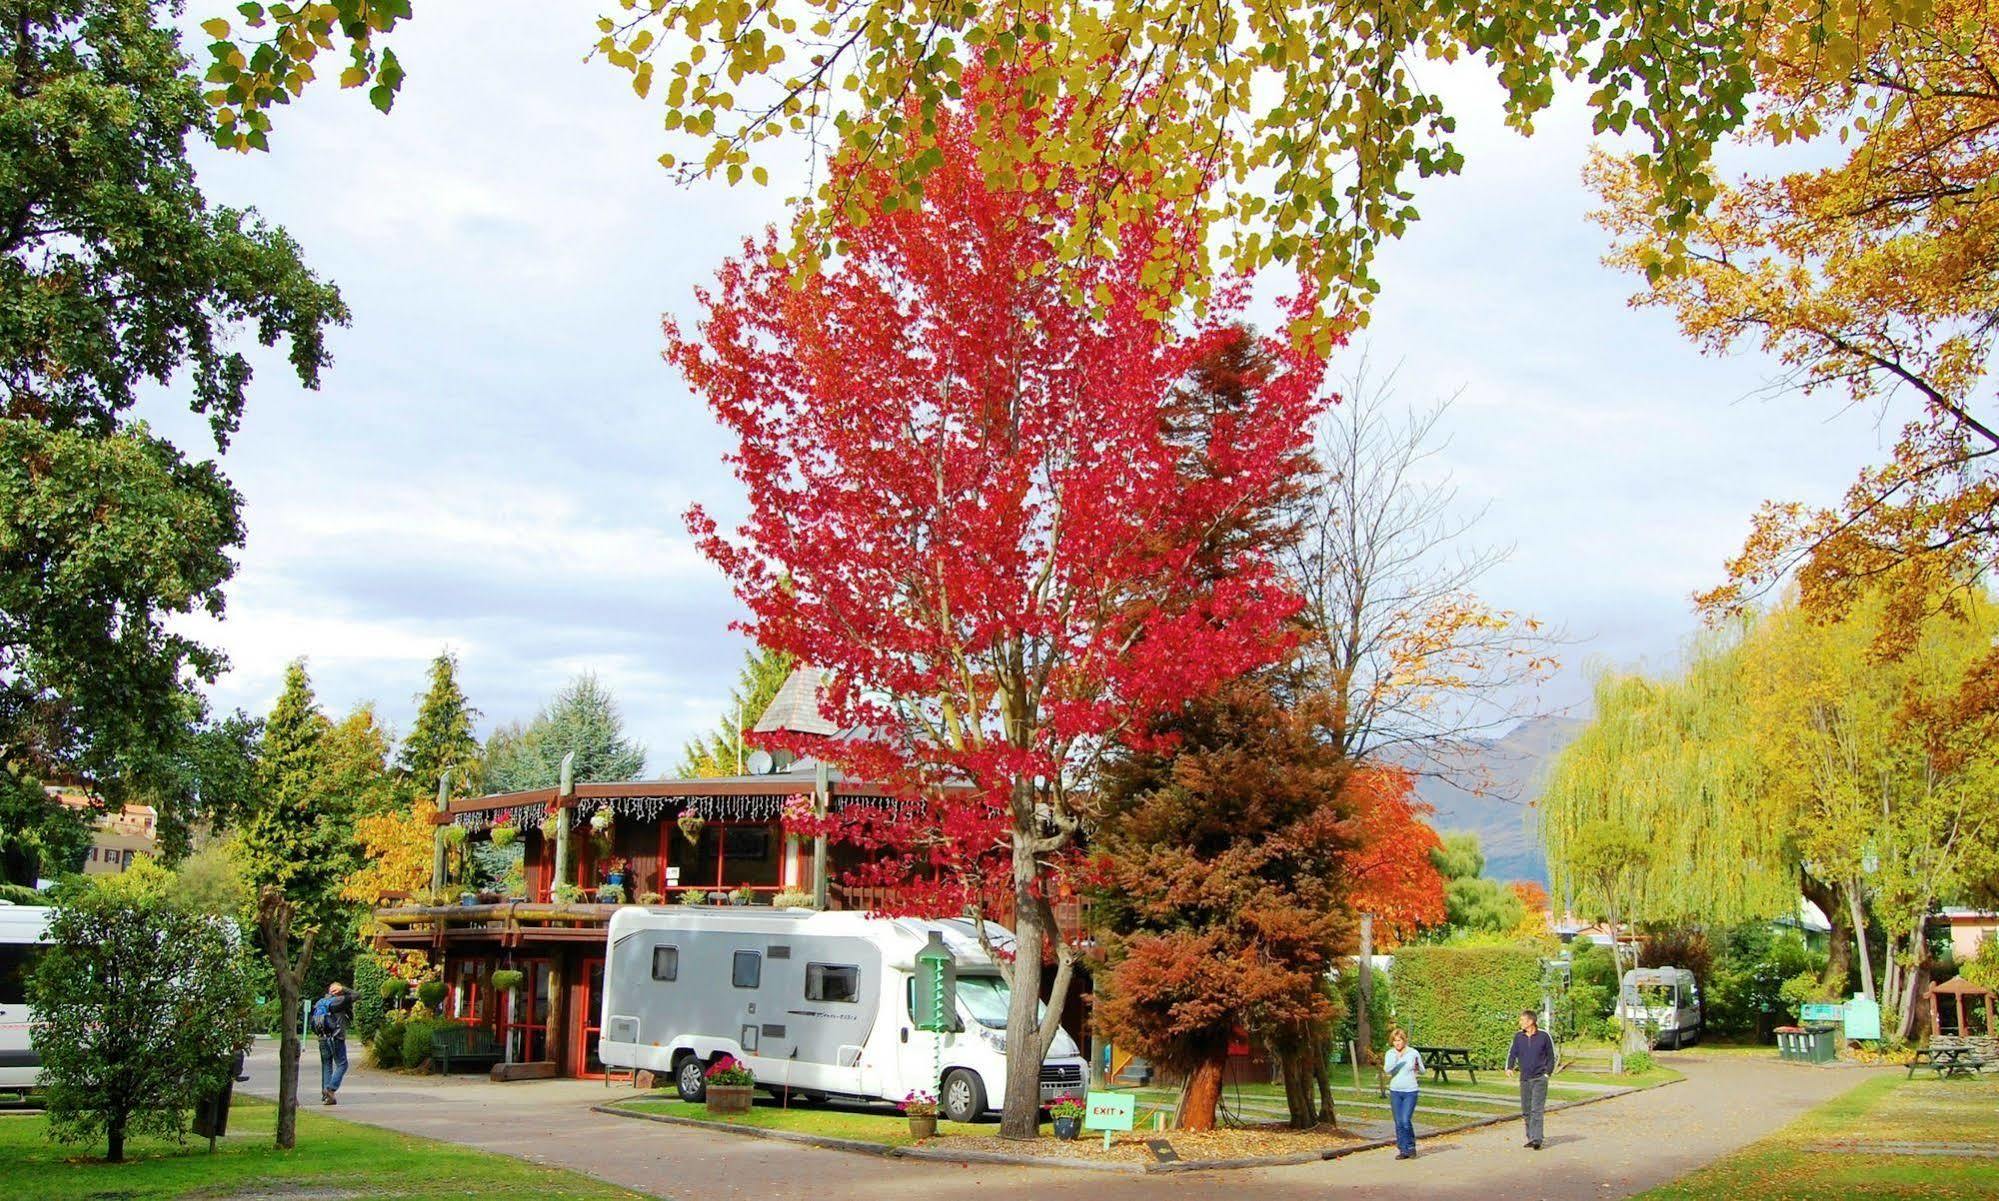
left=319, top=1036, right=348, bottom=1095
left=1390, top=1088, right=1419, bottom=1154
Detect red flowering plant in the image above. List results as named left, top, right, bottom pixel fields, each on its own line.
left=1048, top=1095, right=1087, bottom=1121
left=704, top=1056, right=754, bottom=1087
left=899, top=1089, right=938, bottom=1116
left=673, top=61, right=1330, bottom=1139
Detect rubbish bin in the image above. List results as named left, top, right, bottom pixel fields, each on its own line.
left=1803, top=1024, right=1839, bottom=1064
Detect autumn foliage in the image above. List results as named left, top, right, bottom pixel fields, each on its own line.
left=672, top=70, right=1326, bottom=1136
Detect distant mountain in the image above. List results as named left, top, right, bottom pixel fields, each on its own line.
left=1405, top=715, right=1587, bottom=885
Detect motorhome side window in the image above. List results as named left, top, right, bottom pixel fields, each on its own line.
left=652, top=946, right=679, bottom=982
left=805, top=963, right=859, bottom=1003
left=0, top=944, right=36, bottom=1005
left=732, top=950, right=761, bottom=989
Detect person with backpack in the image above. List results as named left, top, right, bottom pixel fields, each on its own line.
left=311, top=982, right=355, bottom=1105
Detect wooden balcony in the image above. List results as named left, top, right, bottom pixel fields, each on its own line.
left=372, top=901, right=621, bottom=951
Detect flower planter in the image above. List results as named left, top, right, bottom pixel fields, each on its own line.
left=1052, top=1116, right=1081, bottom=1141
left=907, top=1114, right=938, bottom=1140
left=705, top=1084, right=754, bottom=1114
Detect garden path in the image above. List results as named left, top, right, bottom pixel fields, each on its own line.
left=241, top=1044, right=1878, bottom=1200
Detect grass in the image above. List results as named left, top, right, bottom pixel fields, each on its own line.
left=614, top=1096, right=1023, bottom=1146
left=0, top=1096, right=644, bottom=1200
left=1635, top=1072, right=1999, bottom=1199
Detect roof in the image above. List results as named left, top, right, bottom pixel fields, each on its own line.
left=1933, top=975, right=1996, bottom=996
left=752, top=666, right=841, bottom=737
left=448, top=769, right=883, bottom=815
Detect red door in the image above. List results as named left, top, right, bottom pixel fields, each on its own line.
left=500, top=959, right=552, bottom=1064
left=573, top=956, right=606, bottom=1079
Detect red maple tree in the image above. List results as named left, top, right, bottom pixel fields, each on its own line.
left=1343, top=767, right=1449, bottom=945
left=672, top=70, right=1327, bottom=1138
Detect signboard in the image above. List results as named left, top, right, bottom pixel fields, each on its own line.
left=665, top=867, right=680, bottom=885
left=1843, top=994, right=1881, bottom=1041
left=1084, top=1090, right=1135, bottom=1150
left=1799, top=1002, right=1844, bottom=1024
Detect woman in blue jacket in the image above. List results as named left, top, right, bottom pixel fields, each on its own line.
left=1382, top=1028, right=1424, bottom=1159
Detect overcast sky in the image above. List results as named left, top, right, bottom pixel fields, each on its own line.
left=147, top=6, right=1898, bottom=775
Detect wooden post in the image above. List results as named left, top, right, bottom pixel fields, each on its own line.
left=552, top=753, right=575, bottom=894
left=430, top=769, right=454, bottom=893
left=255, top=887, right=317, bottom=1150
left=811, top=761, right=829, bottom=909
left=1357, top=914, right=1374, bottom=1064
left=546, top=955, right=566, bottom=1073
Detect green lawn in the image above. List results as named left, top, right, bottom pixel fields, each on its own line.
left=1636, top=1072, right=1999, bottom=1199
left=613, top=1096, right=1028, bottom=1146
left=0, top=1097, right=644, bottom=1201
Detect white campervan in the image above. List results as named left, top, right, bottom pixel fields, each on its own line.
left=0, top=903, right=53, bottom=1091
left=599, top=907, right=1088, bottom=1122
left=1621, top=966, right=1703, bottom=1049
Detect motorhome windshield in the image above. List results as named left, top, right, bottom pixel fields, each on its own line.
left=957, top=974, right=1043, bottom=1030
left=1624, top=981, right=1678, bottom=1007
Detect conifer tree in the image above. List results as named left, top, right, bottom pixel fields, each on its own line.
left=347, top=651, right=481, bottom=902
left=240, top=662, right=338, bottom=926
left=677, top=647, right=794, bottom=778
left=485, top=673, right=645, bottom=792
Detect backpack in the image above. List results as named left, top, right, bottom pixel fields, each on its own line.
left=309, top=995, right=336, bottom=1036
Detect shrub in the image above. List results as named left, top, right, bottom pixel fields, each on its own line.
left=401, top=1016, right=438, bottom=1070
left=352, top=954, right=390, bottom=1038
left=1778, top=971, right=1833, bottom=1021
left=771, top=888, right=814, bottom=909
left=28, top=862, right=256, bottom=1162
left=1621, top=1050, right=1655, bottom=1074
left=1391, top=944, right=1543, bottom=1068
left=1332, top=961, right=1395, bottom=1060
left=416, top=980, right=448, bottom=1009
left=371, top=1017, right=406, bottom=1069
left=1703, top=924, right=1824, bottom=1040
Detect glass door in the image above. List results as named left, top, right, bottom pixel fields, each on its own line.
left=574, top=956, right=606, bottom=1078
left=499, top=958, right=552, bottom=1064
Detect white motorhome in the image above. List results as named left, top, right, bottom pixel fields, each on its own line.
left=1621, top=966, right=1702, bottom=1049
left=599, top=907, right=1088, bottom=1122
left=0, top=903, right=53, bottom=1091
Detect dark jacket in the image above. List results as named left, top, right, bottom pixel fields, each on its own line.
left=1507, top=1029, right=1556, bottom=1078
left=317, top=992, right=355, bottom=1040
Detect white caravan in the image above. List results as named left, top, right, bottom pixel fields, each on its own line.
left=1621, top=966, right=1703, bottom=1049
left=599, top=907, right=1088, bottom=1122
left=0, top=903, right=53, bottom=1090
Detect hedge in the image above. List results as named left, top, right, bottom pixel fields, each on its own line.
left=1391, top=944, right=1543, bottom=1068
left=352, top=953, right=390, bottom=1039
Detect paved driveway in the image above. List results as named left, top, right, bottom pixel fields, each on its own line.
left=243, top=1045, right=1879, bottom=1200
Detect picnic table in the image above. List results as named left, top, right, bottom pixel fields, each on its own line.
left=1908, top=1047, right=1987, bottom=1080
left=1414, top=1045, right=1478, bottom=1085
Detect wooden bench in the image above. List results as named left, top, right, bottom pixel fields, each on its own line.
left=1908, top=1047, right=1987, bottom=1080
left=431, top=1024, right=504, bottom=1074
left=1414, top=1045, right=1478, bottom=1085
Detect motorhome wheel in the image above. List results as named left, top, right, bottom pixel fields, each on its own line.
left=940, top=1069, right=985, bottom=1124
left=675, top=1056, right=708, bottom=1102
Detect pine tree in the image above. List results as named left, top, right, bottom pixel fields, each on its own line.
left=677, top=646, right=794, bottom=777
left=240, top=661, right=331, bottom=904
left=485, top=673, right=645, bottom=792
left=347, top=651, right=482, bottom=903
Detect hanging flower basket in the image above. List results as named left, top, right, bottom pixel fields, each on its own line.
left=491, top=969, right=524, bottom=993
left=589, top=809, right=614, bottom=834
left=490, top=820, right=518, bottom=848
left=677, top=811, right=707, bottom=845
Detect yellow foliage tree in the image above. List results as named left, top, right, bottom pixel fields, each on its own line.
left=1591, top=0, right=1999, bottom=647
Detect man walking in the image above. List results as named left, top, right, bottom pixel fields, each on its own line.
left=1505, top=1007, right=1557, bottom=1149
left=310, top=982, right=355, bottom=1105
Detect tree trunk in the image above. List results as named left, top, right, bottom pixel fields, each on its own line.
left=1845, top=878, right=1875, bottom=1001
left=1802, top=872, right=1850, bottom=992
left=1896, top=938, right=1931, bottom=1043
left=1175, top=1054, right=1225, bottom=1131
left=107, top=1115, right=125, bottom=1164
left=256, top=887, right=317, bottom=1151
left=1608, top=897, right=1643, bottom=1056
left=1356, top=916, right=1374, bottom=1062
left=999, top=844, right=1048, bottom=1141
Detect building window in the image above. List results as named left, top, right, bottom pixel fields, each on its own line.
left=805, top=963, right=859, bottom=1004
left=652, top=946, right=679, bottom=981
left=732, top=950, right=761, bottom=989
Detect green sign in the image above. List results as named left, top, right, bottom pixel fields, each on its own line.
left=1084, top=1090, right=1135, bottom=1149
left=1800, top=1002, right=1844, bottom=1023
left=1843, top=994, right=1881, bottom=1041
left=913, top=931, right=957, bottom=1033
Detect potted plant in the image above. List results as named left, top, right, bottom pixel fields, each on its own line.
left=603, top=856, right=630, bottom=889
left=901, top=1089, right=939, bottom=1140
left=490, top=968, right=524, bottom=994
left=676, top=890, right=706, bottom=905
left=441, top=823, right=469, bottom=848
left=416, top=980, right=448, bottom=1011
left=594, top=883, right=623, bottom=905
left=677, top=810, right=706, bottom=845
left=458, top=889, right=480, bottom=907
left=730, top=887, right=756, bottom=906
left=1049, top=1094, right=1086, bottom=1140
left=704, top=1055, right=756, bottom=1113
left=552, top=882, right=583, bottom=905
left=490, top=813, right=518, bottom=847
left=771, top=888, right=814, bottom=909
left=539, top=813, right=562, bottom=842
left=380, top=976, right=411, bottom=1011
left=589, top=808, right=614, bottom=835
left=639, top=891, right=664, bottom=905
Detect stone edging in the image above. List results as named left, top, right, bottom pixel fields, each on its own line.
left=591, top=1075, right=1679, bottom=1174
